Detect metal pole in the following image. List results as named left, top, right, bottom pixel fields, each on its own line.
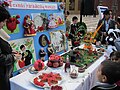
left=80, top=0, right=84, bottom=24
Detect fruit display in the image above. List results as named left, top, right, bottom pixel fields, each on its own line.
left=62, top=48, right=103, bottom=68
left=47, top=54, right=63, bottom=68
left=51, top=85, right=63, bottom=90
left=32, top=72, right=62, bottom=88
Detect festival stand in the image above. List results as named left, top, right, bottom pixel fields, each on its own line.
left=3, top=0, right=67, bottom=75
left=10, top=44, right=107, bottom=90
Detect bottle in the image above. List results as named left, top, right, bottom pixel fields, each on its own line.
left=64, top=55, right=71, bottom=73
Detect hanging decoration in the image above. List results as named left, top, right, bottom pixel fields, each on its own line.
left=6, top=15, right=20, bottom=33
left=23, top=15, right=36, bottom=36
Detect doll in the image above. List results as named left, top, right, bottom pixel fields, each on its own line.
left=39, top=48, right=46, bottom=62
left=48, top=14, right=58, bottom=28
left=23, top=15, right=36, bottom=36
left=106, top=29, right=117, bottom=56
left=47, top=44, right=54, bottom=58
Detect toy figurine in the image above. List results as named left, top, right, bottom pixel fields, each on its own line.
left=39, top=48, right=46, bottom=62
left=48, top=14, right=58, bottom=28
left=6, top=15, right=20, bottom=33
left=23, top=15, right=36, bottom=36
left=47, top=44, right=54, bottom=58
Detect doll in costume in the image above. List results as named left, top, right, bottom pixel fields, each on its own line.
left=23, top=15, right=36, bottom=36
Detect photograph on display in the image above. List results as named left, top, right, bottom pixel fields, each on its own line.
left=9, top=37, right=36, bottom=72
left=31, top=13, right=48, bottom=32
left=48, top=13, right=64, bottom=29
left=3, top=15, right=20, bottom=34
left=49, top=30, right=67, bottom=52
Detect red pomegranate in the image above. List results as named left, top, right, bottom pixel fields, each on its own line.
left=34, top=60, right=44, bottom=71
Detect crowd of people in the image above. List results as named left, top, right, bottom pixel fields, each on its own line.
left=64, top=9, right=120, bottom=90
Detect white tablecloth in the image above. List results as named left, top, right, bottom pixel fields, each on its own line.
left=10, top=53, right=106, bottom=90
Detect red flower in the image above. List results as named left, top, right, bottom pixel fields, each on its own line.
left=16, top=15, right=20, bottom=19
left=74, top=41, right=80, bottom=45
left=65, top=33, right=69, bottom=37
left=64, top=49, right=66, bottom=52
left=48, top=41, right=51, bottom=44
left=16, top=20, right=20, bottom=24
left=3, top=1, right=9, bottom=6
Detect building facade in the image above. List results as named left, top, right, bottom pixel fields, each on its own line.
left=45, top=0, right=120, bottom=16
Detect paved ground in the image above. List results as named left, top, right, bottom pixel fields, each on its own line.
left=67, top=15, right=100, bottom=32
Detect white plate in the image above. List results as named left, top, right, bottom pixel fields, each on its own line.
left=30, top=72, right=63, bottom=88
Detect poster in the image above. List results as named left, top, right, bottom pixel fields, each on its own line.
left=31, top=13, right=48, bottom=32
left=9, top=37, right=36, bottom=72
left=49, top=30, right=67, bottom=52
left=48, top=13, right=64, bottom=29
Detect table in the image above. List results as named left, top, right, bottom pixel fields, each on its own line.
left=10, top=53, right=106, bottom=90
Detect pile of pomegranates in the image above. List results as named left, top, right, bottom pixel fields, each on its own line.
left=47, top=54, right=63, bottom=68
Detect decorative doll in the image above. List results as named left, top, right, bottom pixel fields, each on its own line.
left=23, top=15, right=36, bottom=36
left=6, top=15, right=20, bottom=33
left=48, top=14, right=58, bottom=28
left=39, top=48, right=46, bottom=62
left=106, top=29, right=117, bottom=56
left=47, top=44, right=54, bottom=58
left=20, top=44, right=33, bottom=66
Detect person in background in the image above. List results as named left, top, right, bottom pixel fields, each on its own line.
left=96, top=9, right=116, bottom=44
left=116, top=17, right=120, bottom=29
left=69, top=16, right=79, bottom=47
left=64, top=10, right=71, bottom=33
left=0, top=6, right=15, bottom=90
left=109, top=10, right=113, bottom=19
left=91, top=60, right=120, bottom=90
left=110, top=51, right=120, bottom=62
left=109, top=51, right=120, bottom=86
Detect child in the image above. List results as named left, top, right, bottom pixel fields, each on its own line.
left=70, top=16, right=79, bottom=47
left=64, top=10, right=71, bottom=33
left=110, top=51, right=120, bottom=86
left=110, top=51, right=120, bottom=62
left=91, top=60, right=120, bottom=90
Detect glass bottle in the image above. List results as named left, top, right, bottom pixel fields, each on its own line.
left=64, top=55, right=71, bottom=73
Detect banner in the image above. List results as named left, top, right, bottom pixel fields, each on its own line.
left=8, top=1, right=58, bottom=10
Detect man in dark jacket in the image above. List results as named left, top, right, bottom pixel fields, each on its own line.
left=96, top=9, right=115, bottom=44
left=0, top=6, right=15, bottom=90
